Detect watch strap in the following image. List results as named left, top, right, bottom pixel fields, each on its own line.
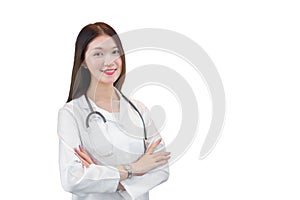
left=124, top=164, right=133, bottom=179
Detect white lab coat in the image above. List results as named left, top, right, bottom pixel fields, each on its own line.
left=57, top=87, right=169, bottom=200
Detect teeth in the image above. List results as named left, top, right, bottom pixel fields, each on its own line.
left=100, top=68, right=116, bottom=72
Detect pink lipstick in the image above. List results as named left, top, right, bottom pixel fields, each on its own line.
left=100, top=68, right=117, bottom=76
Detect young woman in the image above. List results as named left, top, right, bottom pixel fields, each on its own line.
left=57, top=22, right=170, bottom=200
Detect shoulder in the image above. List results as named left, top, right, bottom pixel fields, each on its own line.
left=130, top=99, right=149, bottom=113
left=129, top=99, right=153, bottom=122
left=58, top=96, right=84, bottom=116
left=130, top=99, right=146, bottom=109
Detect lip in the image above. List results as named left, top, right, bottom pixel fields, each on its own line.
left=101, top=68, right=117, bottom=76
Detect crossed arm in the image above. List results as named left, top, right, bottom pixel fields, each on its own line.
left=74, top=138, right=170, bottom=191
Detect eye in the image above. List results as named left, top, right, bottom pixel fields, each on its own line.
left=93, top=52, right=104, bottom=57
left=112, top=49, right=120, bottom=55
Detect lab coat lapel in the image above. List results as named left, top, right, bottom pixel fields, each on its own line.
left=78, top=93, right=116, bottom=121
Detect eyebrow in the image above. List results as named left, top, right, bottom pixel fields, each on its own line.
left=92, top=46, right=118, bottom=50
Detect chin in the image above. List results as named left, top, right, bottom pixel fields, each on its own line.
left=99, top=77, right=119, bottom=85
left=98, top=80, right=115, bottom=85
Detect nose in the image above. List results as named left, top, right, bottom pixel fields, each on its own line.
left=104, top=55, right=115, bottom=67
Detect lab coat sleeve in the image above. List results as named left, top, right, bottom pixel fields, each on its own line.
left=119, top=100, right=170, bottom=200
left=57, top=106, right=120, bottom=195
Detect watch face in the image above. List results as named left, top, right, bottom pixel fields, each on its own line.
left=124, top=165, right=132, bottom=178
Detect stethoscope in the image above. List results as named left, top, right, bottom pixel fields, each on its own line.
left=84, top=91, right=148, bottom=153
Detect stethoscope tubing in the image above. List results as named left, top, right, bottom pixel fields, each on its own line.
left=84, top=92, right=148, bottom=152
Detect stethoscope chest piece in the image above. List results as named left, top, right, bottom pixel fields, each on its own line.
left=86, top=110, right=106, bottom=128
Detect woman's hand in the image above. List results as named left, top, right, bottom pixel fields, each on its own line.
left=74, top=145, right=95, bottom=168
left=74, top=146, right=126, bottom=191
left=131, top=139, right=171, bottom=176
left=117, top=183, right=125, bottom=191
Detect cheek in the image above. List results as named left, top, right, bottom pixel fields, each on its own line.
left=91, top=60, right=104, bottom=69
left=115, top=57, right=122, bottom=67
left=85, top=56, right=104, bottom=69
left=116, top=59, right=123, bottom=78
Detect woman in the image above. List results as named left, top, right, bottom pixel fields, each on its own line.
left=57, top=22, right=170, bottom=200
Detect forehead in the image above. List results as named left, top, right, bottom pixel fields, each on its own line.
left=87, top=35, right=117, bottom=51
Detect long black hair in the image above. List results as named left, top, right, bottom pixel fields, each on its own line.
left=66, top=22, right=126, bottom=103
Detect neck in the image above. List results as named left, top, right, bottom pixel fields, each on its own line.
left=86, top=80, right=118, bottom=103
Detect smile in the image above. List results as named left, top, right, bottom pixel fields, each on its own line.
left=100, top=68, right=117, bottom=75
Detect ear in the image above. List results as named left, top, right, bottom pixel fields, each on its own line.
left=81, top=61, right=88, bottom=69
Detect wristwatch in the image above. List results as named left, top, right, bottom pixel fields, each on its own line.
left=124, top=164, right=133, bottom=179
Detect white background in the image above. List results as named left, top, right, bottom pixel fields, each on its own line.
left=0, top=0, right=299, bottom=199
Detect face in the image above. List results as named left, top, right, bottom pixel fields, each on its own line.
left=84, top=35, right=122, bottom=86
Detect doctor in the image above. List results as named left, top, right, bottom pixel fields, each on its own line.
left=57, top=22, right=170, bottom=200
